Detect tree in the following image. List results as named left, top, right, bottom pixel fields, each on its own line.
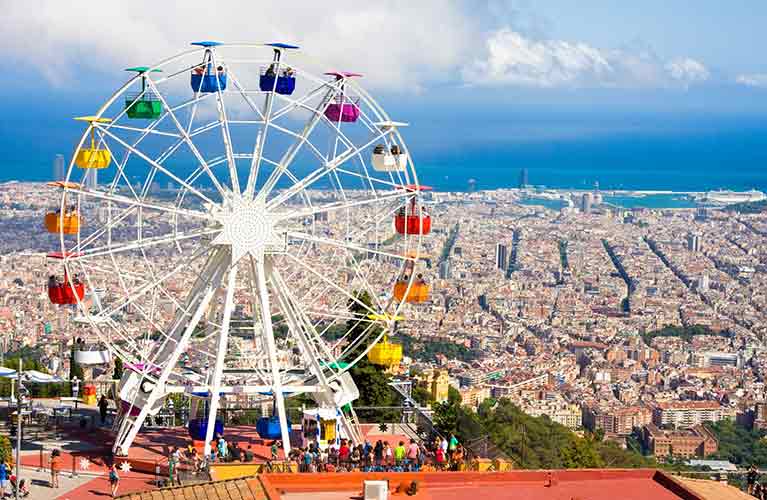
left=69, top=346, right=85, bottom=381
left=113, top=357, right=124, bottom=381
left=350, top=358, right=397, bottom=422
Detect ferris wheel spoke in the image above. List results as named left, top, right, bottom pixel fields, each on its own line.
left=266, top=128, right=394, bottom=209
left=286, top=231, right=413, bottom=263
left=257, top=88, right=339, bottom=200
left=269, top=265, right=345, bottom=382
left=282, top=252, right=379, bottom=318
left=101, top=123, right=182, bottom=139
left=94, top=124, right=218, bottom=206
left=253, top=257, right=292, bottom=455
left=203, top=261, right=238, bottom=453
left=335, top=165, right=406, bottom=191
left=144, top=79, right=228, bottom=198
left=65, top=184, right=212, bottom=223
left=72, top=226, right=216, bottom=261
left=275, top=188, right=413, bottom=223
left=222, top=67, right=266, bottom=121
left=76, top=243, right=210, bottom=320
left=208, top=51, right=240, bottom=194
left=114, top=250, right=231, bottom=453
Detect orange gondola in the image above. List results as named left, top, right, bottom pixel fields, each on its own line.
left=393, top=279, right=430, bottom=304
left=44, top=210, right=80, bottom=235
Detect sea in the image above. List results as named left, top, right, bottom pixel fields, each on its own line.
left=415, top=125, right=767, bottom=194
left=4, top=103, right=767, bottom=211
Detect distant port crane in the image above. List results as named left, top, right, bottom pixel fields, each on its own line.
left=45, top=42, right=433, bottom=457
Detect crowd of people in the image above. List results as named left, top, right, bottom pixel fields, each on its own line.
left=165, top=432, right=467, bottom=478
left=287, top=434, right=465, bottom=473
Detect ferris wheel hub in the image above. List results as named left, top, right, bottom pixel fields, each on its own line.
left=210, top=194, right=285, bottom=263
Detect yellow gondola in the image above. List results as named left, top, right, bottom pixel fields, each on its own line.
left=368, top=334, right=403, bottom=367
left=74, top=116, right=112, bottom=169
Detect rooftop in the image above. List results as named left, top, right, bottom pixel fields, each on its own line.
left=116, top=469, right=747, bottom=500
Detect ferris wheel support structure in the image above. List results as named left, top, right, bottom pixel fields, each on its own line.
left=52, top=42, right=431, bottom=459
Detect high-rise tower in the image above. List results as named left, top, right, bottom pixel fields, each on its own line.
left=495, top=242, right=508, bottom=271
left=53, top=154, right=65, bottom=181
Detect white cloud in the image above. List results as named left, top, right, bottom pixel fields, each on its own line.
left=736, top=74, right=767, bottom=88
left=665, top=58, right=710, bottom=86
left=1, top=0, right=473, bottom=91
left=2, top=2, right=753, bottom=93
left=462, top=28, right=711, bottom=89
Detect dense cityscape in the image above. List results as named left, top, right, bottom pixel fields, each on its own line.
left=4, top=176, right=767, bottom=472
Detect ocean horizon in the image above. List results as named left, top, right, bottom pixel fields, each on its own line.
left=4, top=111, right=767, bottom=193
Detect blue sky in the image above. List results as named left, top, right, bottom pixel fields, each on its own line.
left=1, top=1, right=766, bottom=184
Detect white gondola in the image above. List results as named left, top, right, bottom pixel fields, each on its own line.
left=73, top=343, right=112, bottom=365
left=371, top=120, right=409, bottom=172
left=372, top=144, right=407, bottom=172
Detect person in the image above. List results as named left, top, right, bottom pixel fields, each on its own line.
left=339, top=439, right=350, bottom=466
left=98, top=395, right=110, bottom=425
left=436, top=446, right=446, bottom=471
left=418, top=443, right=427, bottom=471
left=383, top=442, right=393, bottom=469
left=18, top=478, right=29, bottom=498
left=0, top=459, right=8, bottom=496
left=406, top=439, right=419, bottom=471
left=394, top=441, right=406, bottom=468
left=209, top=440, right=218, bottom=462
left=232, top=442, right=244, bottom=462
left=374, top=440, right=383, bottom=467
left=217, top=435, right=228, bottom=461
left=109, top=463, right=120, bottom=497
left=244, top=445, right=254, bottom=463
left=168, top=447, right=178, bottom=486
left=266, top=63, right=276, bottom=77
left=391, top=144, right=402, bottom=156
left=50, top=449, right=61, bottom=488
left=303, top=448, right=313, bottom=473
left=350, top=446, right=361, bottom=470
left=271, top=441, right=279, bottom=461
left=189, top=447, right=201, bottom=472
left=451, top=444, right=464, bottom=471
left=449, top=434, right=459, bottom=452
left=748, top=465, right=760, bottom=495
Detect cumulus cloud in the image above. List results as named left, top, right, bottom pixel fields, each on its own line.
left=2, top=2, right=754, bottom=93
left=1, top=0, right=474, bottom=90
left=462, top=28, right=711, bottom=89
left=736, top=74, right=767, bottom=88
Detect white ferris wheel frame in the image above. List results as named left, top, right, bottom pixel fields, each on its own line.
left=53, top=42, right=430, bottom=457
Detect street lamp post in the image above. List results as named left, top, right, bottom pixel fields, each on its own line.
left=72, top=376, right=80, bottom=410
left=15, top=358, right=24, bottom=500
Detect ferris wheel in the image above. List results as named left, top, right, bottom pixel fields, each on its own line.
left=45, top=41, right=433, bottom=456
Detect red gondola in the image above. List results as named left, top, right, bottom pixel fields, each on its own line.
left=394, top=196, right=431, bottom=235
left=48, top=272, right=85, bottom=305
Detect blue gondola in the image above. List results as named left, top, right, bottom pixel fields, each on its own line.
left=191, top=63, right=227, bottom=93
left=187, top=418, right=224, bottom=441
left=259, top=70, right=296, bottom=95
left=256, top=415, right=290, bottom=440
left=190, top=41, right=227, bottom=93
